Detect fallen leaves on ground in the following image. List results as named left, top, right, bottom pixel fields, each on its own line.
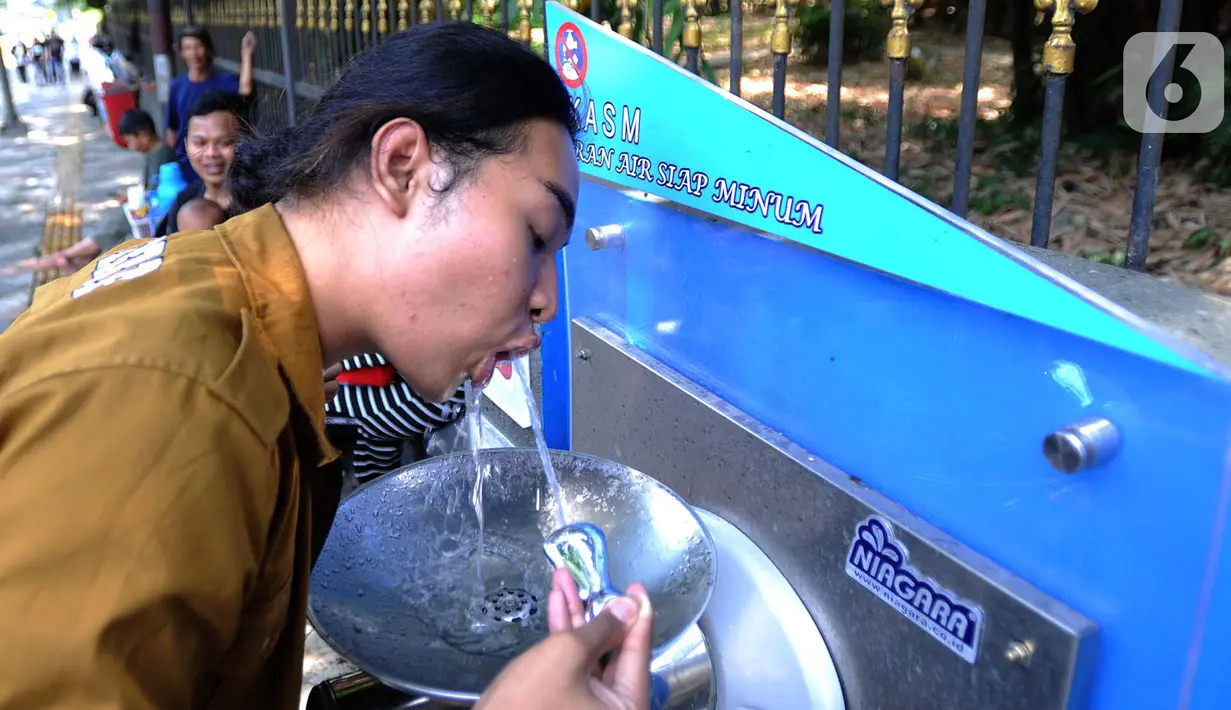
left=695, top=21, right=1231, bottom=294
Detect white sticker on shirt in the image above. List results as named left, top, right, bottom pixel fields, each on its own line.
left=71, top=238, right=168, bottom=300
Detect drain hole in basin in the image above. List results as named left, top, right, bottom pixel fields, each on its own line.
left=481, top=588, right=538, bottom=625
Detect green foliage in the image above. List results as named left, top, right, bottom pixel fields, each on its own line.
left=906, top=115, right=1038, bottom=177
left=1066, top=29, right=1231, bottom=186
left=967, top=174, right=1031, bottom=216
left=794, top=0, right=889, bottom=67
left=1085, top=249, right=1128, bottom=268
left=1182, top=226, right=1226, bottom=252
left=1195, top=41, right=1231, bottom=185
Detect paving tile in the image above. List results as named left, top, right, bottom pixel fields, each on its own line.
left=1, top=72, right=144, bottom=333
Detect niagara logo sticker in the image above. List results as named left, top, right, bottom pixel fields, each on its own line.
left=845, top=516, right=984, bottom=663
left=554, top=22, right=588, bottom=89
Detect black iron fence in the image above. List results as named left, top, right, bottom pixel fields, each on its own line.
left=102, top=0, right=1203, bottom=272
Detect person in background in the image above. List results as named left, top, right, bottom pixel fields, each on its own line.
left=30, top=39, right=46, bottom=86
left=118, top=108, right=180, bottom=192
left=45, top=32, right=65, bottom=85
left=67, top=37, right=81, bottom=81
left=324, top=353, right=467, bottom=485
left=13, top=109, right=182, bottom=274
left=10, top=43, right=28, bottom=84
left=165, top=26, right=255, bottom=183
left=155, top=90, right=245, bottom=238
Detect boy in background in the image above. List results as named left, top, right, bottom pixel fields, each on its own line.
left=119, top=108, right=178, bottom=195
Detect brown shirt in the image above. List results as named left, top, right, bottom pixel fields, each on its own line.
left=0, top=205, right=340, bottom=709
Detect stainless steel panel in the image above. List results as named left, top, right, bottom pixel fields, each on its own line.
left=570, top=318, right=1098, bottom=710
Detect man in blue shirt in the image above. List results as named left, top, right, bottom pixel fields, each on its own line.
left=164, top=26, right=255, bottom=183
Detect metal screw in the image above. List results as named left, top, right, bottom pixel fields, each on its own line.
left=1005, top=639, right=1035, bottom=667
left=1043, top=417, right=1121, bottom=474
left=585, top=224, right=625, bottom=251
left=576, top=349, right=591, bottom=361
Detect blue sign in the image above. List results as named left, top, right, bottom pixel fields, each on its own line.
left=540, top=7, right=1231, bottom=707
left=543, top=2, right=1222, bottom=379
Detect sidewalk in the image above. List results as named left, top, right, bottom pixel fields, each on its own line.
left=0, top=70, right=144, bottom=332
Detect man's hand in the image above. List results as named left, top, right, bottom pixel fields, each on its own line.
left=475, top=567, right=654, bottom=710
left=241, top=32, right=257, bottom=59
left=11, top=239, right=102, bottom=275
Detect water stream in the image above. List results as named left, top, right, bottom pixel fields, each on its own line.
left=511, top=356, right=567, bottom=529
left=454, top=356, right=567, bottom=653
left=464, top=381, right=486, bottom=591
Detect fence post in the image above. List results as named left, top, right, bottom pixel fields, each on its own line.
left=728, top=0, right=742, bottom=94
left=1126, top=0, right=1186, bottom=272
left=825, top=0, right=844, bottom=146
left=653, top=0, right=665, bottom=56
left=1029, top=0, right=1098, bottom=249
left=770, top=0, right=792, bottom=119
left=682, top=0, right=701, bottom=74
left=950, top=0, right=986, bottom=217
left=278, top=0, right=301, bottom=125
left=882, top=0, right=922, bottom=182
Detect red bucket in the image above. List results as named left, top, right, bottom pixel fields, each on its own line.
left=99, top=82, right=140, bottom=148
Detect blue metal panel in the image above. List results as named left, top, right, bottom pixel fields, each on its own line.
left=547, top=180, right=1231, bottom=710
left=540, top=249, right=572, bottom=450
left=542, top=2, right=1219, bottom=378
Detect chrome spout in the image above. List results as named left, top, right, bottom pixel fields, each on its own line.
left=543, top=522, right=623, bottom=622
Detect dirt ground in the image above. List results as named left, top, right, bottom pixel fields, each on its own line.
left=689, top=15, right=1231, bottom=295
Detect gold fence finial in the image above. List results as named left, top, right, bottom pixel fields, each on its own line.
left=770, top=0, right=790, bottom=55
left=518, top=0, right=533, bottom=41
left=378, top=0, right=389, bottom=32
left=330, top=0, right=339, bottom=30
left=682, top=0, right=700, bottom=50
left=319, top=0, right=329, bottom=30
left=882, top=0, right=924, bottom=60
left=346, top=0, right=356, bottom=31
left=448, top=0, right=463, bottom=19
left=419, top=0, right=432, bottom=24
left=617, top=0, right=634, bottom=38
left=362, top=0, right=372, bottom=32
left=305, top=0, right=316, bottom=29
left=1034, top=0, right=1098, bottom=75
